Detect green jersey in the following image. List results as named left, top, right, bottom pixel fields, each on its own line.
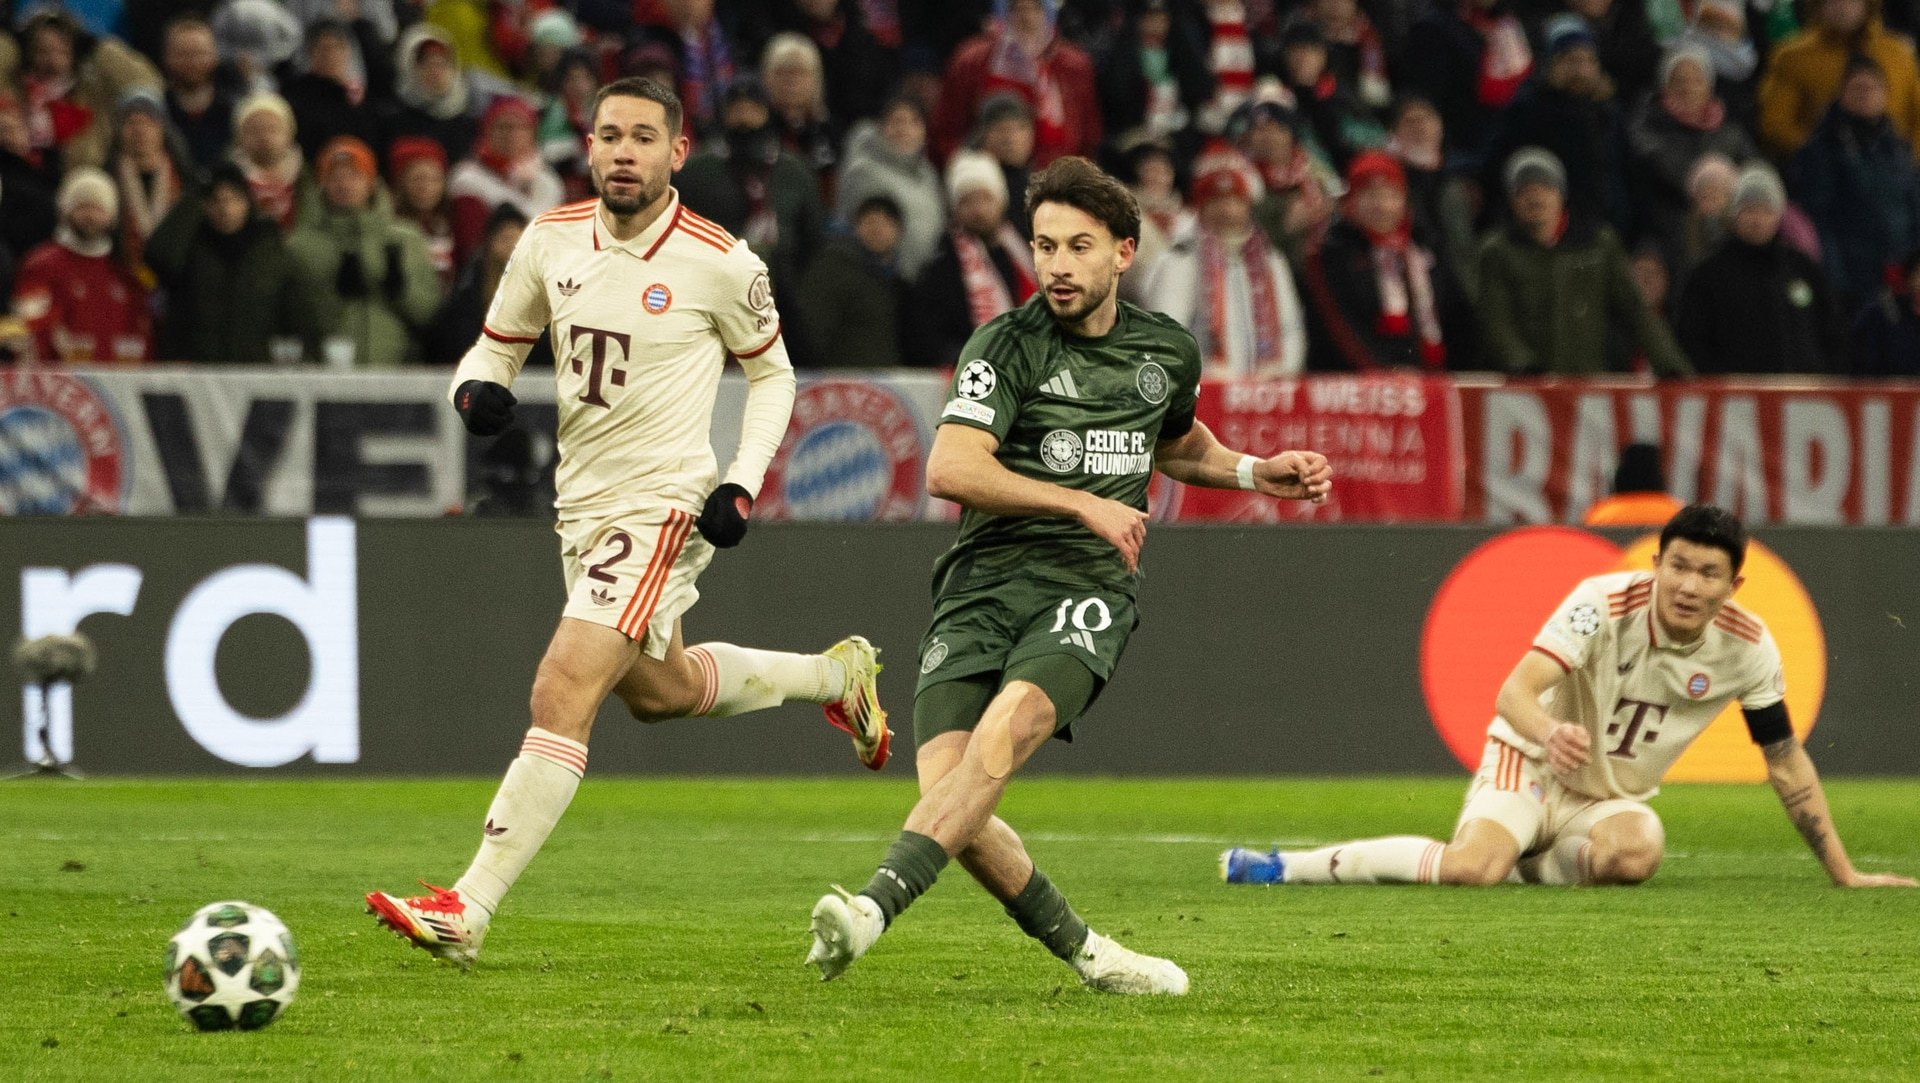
left=931, top=296, right=1203, bottom=597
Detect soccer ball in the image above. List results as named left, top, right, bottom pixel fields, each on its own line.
left=163, top=901, right=300, bottom=1031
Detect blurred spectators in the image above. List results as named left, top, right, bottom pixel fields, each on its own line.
left=1630, top=240, right=1672, bottom=319
left=761, top=32, right=838, bottom=184
left=423, top=0, right=512, bottom=83
left=974, top=92, right=1037, bottom=237
left=930, top=0, right=1101, bottom=166
left=0, top=90, right=61, bottom=275
left=1095, top=0, right=1213, bottom=157
left=230, top=90, right=313, bottom=232
left=1676, top=163, right=1844, bottom=373
left=906, top=148, right=1035, bottom=366
left=537, top=48, right=597, bottom=201
left=1627, top=44, right=1756, bottom=259
left=1757, top=0, right=1920, bottom=158
left=1582, top=442, right=1683, bottom=524
left=632, top=0, right=741, bottom=136
left=761, top=0, right=900, bottom=129
left=512, top=8, right=587, bottom=94
left=447, top=96, right=563, bottom=267
left=388, top=135, right=454, bottom=286
left=1475, top=147, right=1691, bottom=374
left=800, top=195, right=911, bottom=368
left=1277, top=17, right=1385, bottom=170
left=425, top=202, right=533, bottom=365
left=12, top=166, right=152, bottom=363
left=1301, top=150, right=1473, bottom=370
left=1229, top=98, right=1336, bottom=264
left=1788, top=55, right=1920, bottom=310
left=381, top=23, right=478, bottom=164
left=287, top=135, right=441, bottom=367
left=1401, top=0, right=1533, bottom=164
left=146, top=162, right=313, bottom=364
left=209, top=0, right=303, bottom=92
left=281, top=17, right=387, bottom=160
left=1307, top=0, right=1393, bottom=110
left=1561, top=0, right=1662, bottom=109
left=106, top=88, right=195, bottom=280
left=1851, top=248, right=1920, bottom=374
left=1675, top=0, right=1760, bottom=127
left=160, top=13, right=237, bottom=171
left=835, top=93, right=945, bottom=279
left=1385, top=93, right=1478, bottom=295
left=1143, top=146, right=1308, bottom=376
left=13, top=7, right=161, bottom=170
left=677, top=77, right=825, bottom=350
left=1479, top=15, right=1629, bottom=233
left=1115, top=135, right=1188, bottom=303
left=284, top=0, right=402, bottom=48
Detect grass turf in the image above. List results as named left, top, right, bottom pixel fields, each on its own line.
left=3, top=777, right=1917, bottom=1081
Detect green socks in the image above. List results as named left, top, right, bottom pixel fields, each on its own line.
left=1004, top=868, right=1090, bottom=961
left=858, top=831, right=950, bottom=925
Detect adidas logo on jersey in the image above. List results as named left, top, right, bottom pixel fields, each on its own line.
left=557, top=278, right=581, bottom=296
left=590, top=587, right=615, bottom=606
left=1041, top=371, right=1081, bottom=398
left=1057, top=630, right=1098, bottom=655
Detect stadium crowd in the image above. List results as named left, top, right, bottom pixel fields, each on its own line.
left=3, top=0, right=1920, bottom=375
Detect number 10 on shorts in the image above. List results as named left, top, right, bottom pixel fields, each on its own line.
left=1050, top=597, right=1112, bottom=655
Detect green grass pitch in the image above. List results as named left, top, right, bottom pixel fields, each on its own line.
left=4, top=777, right=1917, bottom=1081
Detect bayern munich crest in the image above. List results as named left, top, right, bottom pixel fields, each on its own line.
left=761, top=380, right=925, bottom=521
left=1687, top=672, right=1711, bottom=698
left=0, top=370, right=126, bottom=514
left=642, top=283, right=672, bottom=313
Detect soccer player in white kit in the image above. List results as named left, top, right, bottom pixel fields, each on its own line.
left=365, top=78, right=894, bottom=968
left=1223, top=506, right=1914, bottom=890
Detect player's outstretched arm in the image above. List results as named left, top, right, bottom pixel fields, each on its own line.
left=1152, top=420, right=1332, bottom=503
left=927, top=423, right=1146, bottom=572
left=1493, top=650, right=1590, bottom=775
left=1761, top=735, right=1917, bottom=888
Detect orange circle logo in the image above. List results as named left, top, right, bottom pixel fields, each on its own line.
left=1420, top=527, right=1824, bottom=782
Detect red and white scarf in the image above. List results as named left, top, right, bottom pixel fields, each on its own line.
left=1365, top=226, right=1446, bottom=367
left=1464, top=6, right=1532, bottom=108
left=985, top=30, right=1069, bottom=159
left=954, top=224, right=1037, bottom=327
left=1197, top=228, right=1284, bottom=369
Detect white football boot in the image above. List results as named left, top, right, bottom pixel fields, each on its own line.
left=365, top=883, right=488, bottom=970
left=822, top=636, right=891, bottom=770
left=1072, top=930, right=1189, bottom=995
left=805, top=886, right=885, bottom=981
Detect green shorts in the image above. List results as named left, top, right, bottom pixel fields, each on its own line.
left=912, top=579, right=1139, bottom=744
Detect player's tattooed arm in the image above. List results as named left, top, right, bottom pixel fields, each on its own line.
left=1762, top=735, right=1918, bottom=888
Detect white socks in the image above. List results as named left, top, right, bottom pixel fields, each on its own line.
left=684, top=643, right=845, bottom=716
left=1282, top=836, right=1446, bottom=884
left=453, top=728, right=587, bottom=918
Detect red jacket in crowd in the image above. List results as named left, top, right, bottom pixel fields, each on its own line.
left=930, top=28, right=1101, bottom=167
left=12, top=239, right=152, bottom=363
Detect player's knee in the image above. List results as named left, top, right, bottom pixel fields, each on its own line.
left=993, top=681, right=1058, bottom=748
left=1592, top=838, right=1664, bottom=885
left=530, top=659, right=601, bottom=735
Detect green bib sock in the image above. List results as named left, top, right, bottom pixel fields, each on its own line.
left=1004, top=868, right=1089, bottom=961
left=858, top=830, right=950, bottom=925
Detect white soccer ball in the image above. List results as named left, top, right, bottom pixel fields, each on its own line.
left=163, top=901, right=300, bottom=1031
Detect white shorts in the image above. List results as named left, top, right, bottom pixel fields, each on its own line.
left=1455, top=738, right=1656, bottom=856
left=558, top=509, right=713, bottom=660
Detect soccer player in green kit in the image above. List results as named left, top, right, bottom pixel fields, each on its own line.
left=805, top=156, right=1334, bottom=994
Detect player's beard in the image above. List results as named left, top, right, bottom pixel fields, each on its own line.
left=595, top=166, right=665, bottom=218
left=1045, top=271, right=1116, bottom=328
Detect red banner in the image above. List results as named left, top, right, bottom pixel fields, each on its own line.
left=1460, top=378, right=1920, bottom=524
left=1174, top=375, right=1463, bottom=521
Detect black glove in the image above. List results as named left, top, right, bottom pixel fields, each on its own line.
left=335, top=251, right=369, bottom=298
left=382, top=241, right=405, bottom=304
left=454, top=379, right=516, bottom=436
left=696, top=483, right=753, bottom=548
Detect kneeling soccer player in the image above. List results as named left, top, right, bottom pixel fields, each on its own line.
left=804, top=156, right=1334, bottom=993
left=1223, top=505, right=1915, bottom=890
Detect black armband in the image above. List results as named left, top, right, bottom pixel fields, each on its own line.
left=1743, top=701, right=1793, bottom=746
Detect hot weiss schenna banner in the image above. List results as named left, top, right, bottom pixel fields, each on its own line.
left=1172, top=374, right=1463, bottom=522
left=1461, top=378, right=1920, bottom=524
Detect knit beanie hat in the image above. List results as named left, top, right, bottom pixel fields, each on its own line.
left=58, top=167, right=119, bottom=219
left=946, top=149, right=1007, bottom=211
left=1505, top=146, right=1567, bottom=196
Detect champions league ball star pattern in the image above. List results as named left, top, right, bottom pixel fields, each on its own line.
left=164, top=901, right=300, bottom=1031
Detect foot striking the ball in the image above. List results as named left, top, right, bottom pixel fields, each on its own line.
left=365, top=883, right=488, bottom=969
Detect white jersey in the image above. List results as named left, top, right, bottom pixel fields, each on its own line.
left=451, top=189, right=795, bottom=519
left=1487, top=571, right=1786, bottom=802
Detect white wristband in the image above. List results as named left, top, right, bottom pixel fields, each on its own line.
left=1235, top=454, right=1259, bottom=492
